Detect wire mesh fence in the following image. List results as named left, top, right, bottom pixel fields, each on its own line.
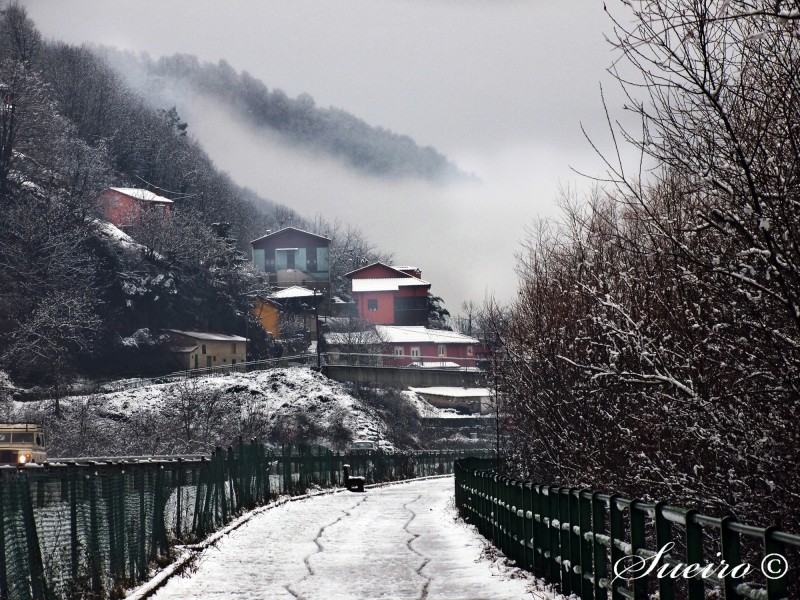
left=0, top=444, right=493, bottom=599
left=454, top=458, right=800, bottom=600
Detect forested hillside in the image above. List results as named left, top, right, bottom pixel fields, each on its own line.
left=0, top=5, right=388, bottom=386
left=102, top=50, right=469, bottom=182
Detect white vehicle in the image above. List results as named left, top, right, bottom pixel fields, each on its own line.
left=0, top=423, right=47, bottom=465
left=347, top=440, right=378, bottom=455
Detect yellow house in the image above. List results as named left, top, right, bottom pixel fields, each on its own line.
left=166, top=330, right=248, bottom=370
left=251, top=287, right=322, bottom=339
left=251, top=298, right=281, bottom=339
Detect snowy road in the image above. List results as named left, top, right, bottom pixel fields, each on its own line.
left=150, top=477, right=543, bottom=600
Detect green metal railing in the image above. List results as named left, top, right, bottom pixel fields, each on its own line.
left=454, top=458, right=800, bottom=600
left=0, top=444, right=493, bottom=599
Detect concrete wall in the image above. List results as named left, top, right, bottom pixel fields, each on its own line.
left=322, top=364, right=487, bottom=388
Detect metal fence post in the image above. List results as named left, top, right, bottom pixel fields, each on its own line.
left=720, top=516, right=743, bottom=600
left=629, top=500, right=647, bottom=600
left=764, top=525, right=788, bottom=599
left=559, top=487, right=572, bottom=596
left=609, top=495, right=624, bottom=600
left=176, top=459, right=183, bottom=540
left=569, top=488, right=582, bottom=594
left=654, top=502, right=675, bottom=600
left=592, top=492, right=608, bottom=600
left=578, top=490, right=593, bottom=600
left=0, top=473, right=8, bottom=599
left=87, top=471, right=102, bottom=596
left=684, top=509, right=704, bottom=600
left=548, top=486, right=560, bottom=586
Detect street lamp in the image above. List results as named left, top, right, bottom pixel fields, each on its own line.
left=313, top=289, right=322, bottom=370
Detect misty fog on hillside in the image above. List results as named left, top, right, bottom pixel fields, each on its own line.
left=25, top=0, right=630, bottom=308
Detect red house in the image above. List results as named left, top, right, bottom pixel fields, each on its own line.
left=98, top=187, right=173, bottom=229
left=346, top=263, right=430, bottom=326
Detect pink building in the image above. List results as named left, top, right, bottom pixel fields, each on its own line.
left=325, top=325, right=481, bottom=368
left=346, top=263, right=430, bottom=326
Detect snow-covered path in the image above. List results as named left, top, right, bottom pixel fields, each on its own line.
left=150, top=477, right=543, bottom=599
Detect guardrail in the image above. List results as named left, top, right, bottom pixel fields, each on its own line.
left=321, top=352, right=485, bottom=371
left=99, top=354, right=317, bottom=393
left=454, top=458, right=800, bottom=600
left=0, top=445, right=494, bottom=599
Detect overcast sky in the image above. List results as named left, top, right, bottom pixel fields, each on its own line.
left=25, top=0, right=629, bottom=312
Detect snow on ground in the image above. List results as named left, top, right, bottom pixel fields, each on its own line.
left=47, top=368, right=392, bottom=447
left=147, top=477, right=562, bottom=600
left=7, top=367, right=493, bottom=456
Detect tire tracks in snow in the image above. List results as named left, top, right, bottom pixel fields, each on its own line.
left=285, top=495, right=367, bottom=600
left=403, top=494, right=432, bottom=600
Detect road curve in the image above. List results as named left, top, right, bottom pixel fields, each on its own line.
left=150, top=477, right=541, bottom=600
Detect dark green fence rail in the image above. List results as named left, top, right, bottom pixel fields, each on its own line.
left=454, top=458, right=800, bottom=600
left=0, top=444, right=493, bottom=600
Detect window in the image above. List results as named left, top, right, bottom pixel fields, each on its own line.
left=307, top=252, right=318, bottom=272
left=276, top=248, right=298, bottom=270
left=467, top=346, right=474, bottom=356
left=438, top=344, right=446, bottom=357
left=394, top=297, right=427, bottom=310
left=232, top=343, right=237, bottom=354
left=411, top=347, right=420, bottom=357
left=368, top=299, right=378, bottom=311
left=201, top=344, right=207, bottom=354
left=394, top=347, right=404, bottom=356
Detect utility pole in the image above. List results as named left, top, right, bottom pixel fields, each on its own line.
left=314, top=290, right=321, bottom=370
left=494, top=369, right=500, bottom=463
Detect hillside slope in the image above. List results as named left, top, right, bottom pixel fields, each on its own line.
left=6, top=368, right=412, bottom=457
left=103, top=50, right=470, bottom=183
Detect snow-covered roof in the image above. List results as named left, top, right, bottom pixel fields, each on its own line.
left=352, top=278, right=430, bottom=292
left=165, top=329, right=247, bottom=342
left=250, top=227, right=330, bottom=245
left=410, top=387, right=492, bottom=398
left=270, top=286, right=317, bottom=299
left=390, top=265, right=418, bottom=272
left=323, top=330, right=383, bottom=346
left=376, top=326, right=478, bottom=345
left=110, top=187, right=173, bottom=204
left=345, top=262, right=415, bottom=279
left=325, top=326, right=478, bottom=346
